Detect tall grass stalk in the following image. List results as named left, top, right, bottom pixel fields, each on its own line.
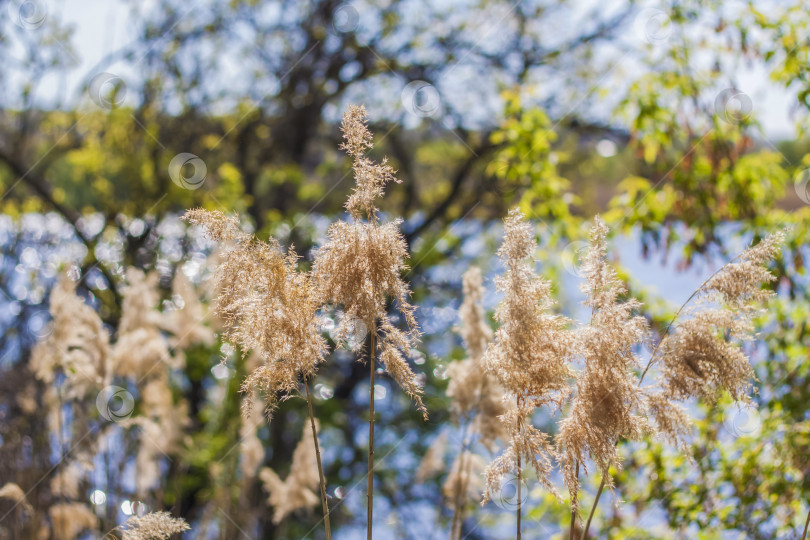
left=569, top=460, right=579, bottom=540
left=367, top=328, right=376, bottom=540
left=303, top=378, right=331, bottom=540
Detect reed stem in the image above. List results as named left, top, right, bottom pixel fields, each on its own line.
left=303, top=378, right=332, bottom=540
left=450, top=421, right=472, bottom=540
left=367, top=328, right=376, bottom=540
left=516, top=452, right=522, bottom=540
left=516, top=395, right=522, bottom=540
left=569, top=460, right=579, bottom=540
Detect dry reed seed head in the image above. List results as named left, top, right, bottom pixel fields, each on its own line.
left=652, top=230, right=784, bottom=418
left=163, top=270, right=216, bottom=351
left=182, top=208, right=243, bottom=242
left=136, top=418, right=166, bottom=496
left=118, top=268, right=164, bottom=335
left=657, top=309, right=756, bottom=403
left=443, top=450, right=487, bottom=506
left=339, top=105, right=401, bottom=220
left=313, top=108, right=425, bottom=417
left=118, top=511, right=190, bottom=540
left=260, top=420, right=321, bottom=524
left=556, top=216, right=652, bottom=508
left=482, top=209, right=574, bottom=503
left=314, top=220, right=417, bottom=336
left=445, top=359, right=480, bottom=419
left=703, top=230, right=784, bottom=308
left=457, top=267, right=493, bottom=363
left=446, top=266, right=508, bottom=447
left=378, top=319, right=427, bottom=419
left=446, top=365, right=509, bottom=470
left=113, top=269, right=174, bottom=378
left=340, top=104, right=374, bottom=158
left=473, top=378, right=512, bottom=451
left=140, top=372, right=189, bottom=458
left=642, top=389, right=693, bottom=450
left=49, top=503, right=99, bottom=540
left=49, top=460, right=84, bottom=499
left=483, top=403, right=559, bottom=503
left=31, top=273, right=111, bottom=398
left=184, top=209, right=327, bottom=420
left=0, top=483, right=32, bottom=515
left=485, top=209, right=574, bottom=405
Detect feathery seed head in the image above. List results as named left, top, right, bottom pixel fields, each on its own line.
left=119, top=511, right=190, bottom=540
left=443, top=451, right=486, bottom=506
left=457, top=267, right=492, bottom=362
left=483, top=209, right=575, bottom=502
left=655, top=230, right=785, bottom=411
left=486, top=209, right=574, bottom=405
left=182, top=209, right=327, bottom=419
left=446, top=266, right=507, bottom=449
left=49, top=503, right=99, bottom=540
left=340, top=105, right=400, bottom=220
left=556, top=216, right=652, bottom=508
left=312, top=106, right=426, bottom=419
left=31, top=273, right=111, bottom=397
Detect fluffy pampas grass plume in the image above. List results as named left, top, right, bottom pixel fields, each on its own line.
left=118, top=511, right=190, bottom=540
left=482, top=209, right=576, bottom=539
left=183, top=208, right=332, bottom=537
left=311, top=105, right=426, bottom=540
left=555, top=216, right=651, bottom=512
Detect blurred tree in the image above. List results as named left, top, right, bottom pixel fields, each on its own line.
left=2, top=0, right=810, bottom=538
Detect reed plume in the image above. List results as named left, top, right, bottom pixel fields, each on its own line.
left=30, top=273, right=111, bottom=399
left=49, top=503, right=99, bottom=540
left=556, top=216, right=651, bottom=512
left=312, top=106, right=425, bottom=416
left=183, top=208, right=332, bottom=537
left=311, top=105, right=426, bottom=540
left=442, top=266, right=507, bottom=538
left=577, top=228, right=784, bottom=540
left=0, top=483, right=32, bottom=514
left=118, top=511, right=190, bottom=540
left=112, top=269, right=176, bottom=379
left=446, top=267, right=507, bottom=451
left=163, top=270, right=216, bottom=353
left=183, top=209, right=327, bottom=418
left=644, top=230, right=785, bottom=447
left=482, top=209, right=576, bottom=539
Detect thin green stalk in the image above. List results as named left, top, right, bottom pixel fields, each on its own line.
left=801, top=506, right=810, bottom=540
left=303, top=378, right=332, bottom=540
left=367, top=327, right=376, bottom=540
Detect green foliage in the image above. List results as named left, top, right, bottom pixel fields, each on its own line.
left=488, top=91, right=580, bottom=237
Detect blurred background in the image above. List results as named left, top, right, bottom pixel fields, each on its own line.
left=1, top=0, right=809, bottom=538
